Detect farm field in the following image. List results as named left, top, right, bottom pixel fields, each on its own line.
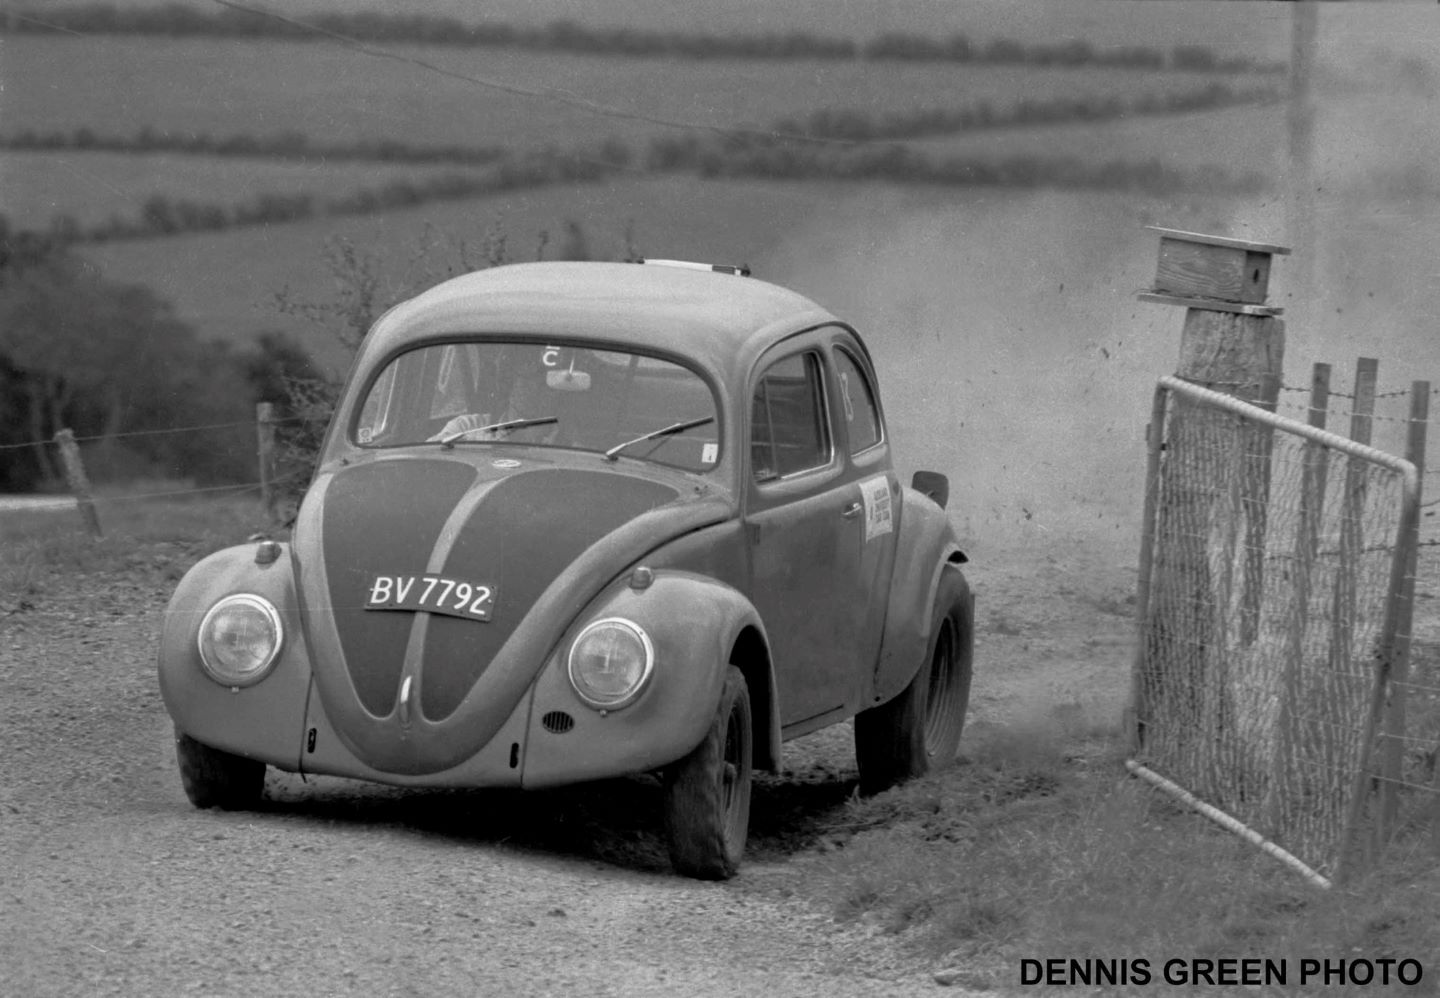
left=0, top=36, right=1282, bottom=152
left=0, top=149, right=486, bottom=229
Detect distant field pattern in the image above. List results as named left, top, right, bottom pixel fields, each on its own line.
left=0, top=151, right=482, bottom=228
left=1, top=37, right=1282, bottom=151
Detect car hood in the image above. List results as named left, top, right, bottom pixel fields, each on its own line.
left=293, top=454, right=730, bottom=774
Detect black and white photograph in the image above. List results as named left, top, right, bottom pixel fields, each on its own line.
left=2, top=1, right=1438, bottom=994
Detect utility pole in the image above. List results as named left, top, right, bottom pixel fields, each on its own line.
left=1288, top=1, right=1319, bottom=304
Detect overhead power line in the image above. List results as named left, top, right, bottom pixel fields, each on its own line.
left=207, top=0, right=858, bottom=148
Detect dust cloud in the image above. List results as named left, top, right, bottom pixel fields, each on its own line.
left=764, top=39, right=1438, bottom=557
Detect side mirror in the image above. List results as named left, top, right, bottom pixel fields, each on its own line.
left=911, top=470, right=949, bottom=509
left=546, top=369, right=591, bottom=392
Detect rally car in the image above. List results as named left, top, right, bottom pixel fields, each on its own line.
left=158, top=259, right=974, bottom=879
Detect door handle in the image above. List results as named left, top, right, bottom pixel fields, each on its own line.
left=841, top=501, right=863, bottom=519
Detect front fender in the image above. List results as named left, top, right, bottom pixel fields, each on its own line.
left=520, top=571, right=775, bottom=788
left=871, top=488, right=968, bottom=704
left=157, top=542, right=313, bottom=769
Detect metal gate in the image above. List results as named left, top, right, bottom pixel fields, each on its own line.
left=1129, top=375, right=1424, bottom=884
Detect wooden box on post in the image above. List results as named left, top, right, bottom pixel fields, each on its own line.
left=1142, top=227, right=1290, bottom=311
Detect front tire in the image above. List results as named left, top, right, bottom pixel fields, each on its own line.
left=855, top=567, right=972, bottom=795
left=175, top=729, right=265, bottom=810
left=663, top=666, right=753, bottom=879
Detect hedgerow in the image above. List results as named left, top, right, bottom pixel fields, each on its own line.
left=5, top=6, right=1284, bottom=74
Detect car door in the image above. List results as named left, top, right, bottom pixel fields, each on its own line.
left=829, top=338, right=901, bottom=690
left=744, top=340, right=868, bottom=729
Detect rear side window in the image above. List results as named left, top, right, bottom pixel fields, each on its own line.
left=834, top=348, right=882, bottom=454
left=750, top=352, right=831, bottom=482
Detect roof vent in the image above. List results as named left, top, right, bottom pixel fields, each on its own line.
left=639, top=259, right=750, bottom=277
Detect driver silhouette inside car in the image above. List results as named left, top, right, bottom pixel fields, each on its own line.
left=428, top=351, right=559, bottom=444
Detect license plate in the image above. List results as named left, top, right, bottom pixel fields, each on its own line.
left=364, top=574, right=496, bottom=621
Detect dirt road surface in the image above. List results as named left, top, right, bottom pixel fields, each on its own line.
left=0, top=529, right=1136, bottom=997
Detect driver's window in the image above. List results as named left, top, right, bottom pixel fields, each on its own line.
left=834, top=347, right=882, bottom=454
left=751, top=352, right=831, bottom=483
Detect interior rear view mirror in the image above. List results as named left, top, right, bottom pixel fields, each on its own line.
left=547, top=369, right=591, bottom=392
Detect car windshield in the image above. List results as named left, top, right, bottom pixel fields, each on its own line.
left=353, top=341, right=721, bottom=472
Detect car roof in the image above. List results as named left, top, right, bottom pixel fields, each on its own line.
left=359, top=261, right=846, bottom=384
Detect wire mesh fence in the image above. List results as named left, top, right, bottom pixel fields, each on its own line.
left=1131, top=375, right=1429, bottom=884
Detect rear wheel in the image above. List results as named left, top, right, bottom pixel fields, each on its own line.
left=663, top=666, right=752, bottom=879
left=855, top=567, right=972, bottom=796
left=175, top=729, right=265, bottom=810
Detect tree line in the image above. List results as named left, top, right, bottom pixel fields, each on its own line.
left=6, top=5, right=1284, bottom=74
left=0, top=127, right=508, bottom=166
left=0, top=218, right=321, bottom=491
left=13, top=79, right=1282, bottom=244
left=2, top=80, right=1280, bottom=162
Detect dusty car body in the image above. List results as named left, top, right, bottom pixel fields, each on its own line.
left=159, top=260, right=974, bottom=878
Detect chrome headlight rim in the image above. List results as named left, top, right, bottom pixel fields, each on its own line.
left=566, top=616, right=655, bottom=711
left=196, top=593, right=284, bottom=688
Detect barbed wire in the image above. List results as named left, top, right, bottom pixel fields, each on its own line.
left=1279, top=384, right=1439, bottom=400
left=0, top=415, right=307, bottom=452
left=1274, top=402, right=1436, bottom=426
left=87, top=468, right=309, bottom=504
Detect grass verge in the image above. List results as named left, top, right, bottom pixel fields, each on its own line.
left=799, top=714, right=1440, bottom=994
left=0, top=485, right=276, bottom=606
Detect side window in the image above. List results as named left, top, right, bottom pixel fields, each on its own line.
left=834, top=348, right=882, bottom=454
left=750, top=352, right=831, bottom=483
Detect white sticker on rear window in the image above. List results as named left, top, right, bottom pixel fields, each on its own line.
left=860, top=475, right=893, bottom=542
left=702, top=442, right=719, bottom=465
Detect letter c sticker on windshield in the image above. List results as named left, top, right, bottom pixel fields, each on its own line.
left=859, top=475, right=892, bottom=542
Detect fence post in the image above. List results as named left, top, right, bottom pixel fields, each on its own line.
left=1240, top=372, right=1282, bottom=646
left=1380, top=381, right=1429, bottom=842
left=256, top=401, right=276, bottom=518
left=1269, top=363, right=1334, bottom=831
left=54, top=428, right=102, bottom=538
left=1330, top=359, right=1377, bottom=678
left=1331, top=358, right=1379, bottom=877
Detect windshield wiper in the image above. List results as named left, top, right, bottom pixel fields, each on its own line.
left=603, top=416, right=714, bottom=462
left=441, top=416, right=557, bottom=447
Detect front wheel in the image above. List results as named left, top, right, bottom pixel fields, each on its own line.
left=662, top=666, right=753, bottom=879
left=854, top=567, right=972, bottom=796
left=175, top=729, right=265, bottom=810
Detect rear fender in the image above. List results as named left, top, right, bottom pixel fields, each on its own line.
left=871, top=487, right=968, bottom=704
left=521, top=571, right=779, bottom=787
left=157, top=542, right=313, bottom=769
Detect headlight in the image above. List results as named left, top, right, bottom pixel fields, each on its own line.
left=197, top=594, right=283, bottom=687
left=567, top=617, right=654, bottom=710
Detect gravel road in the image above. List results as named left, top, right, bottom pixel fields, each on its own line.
left=0, top=551, right=1009, bottom=998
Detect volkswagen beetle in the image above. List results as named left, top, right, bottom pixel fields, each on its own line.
left=158, top=259, right=974, bottom=879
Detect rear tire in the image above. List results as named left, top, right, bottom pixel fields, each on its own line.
left=663, top=666, right=753, bottom=879
left=175, top=729, right=265, bottom=810
left=855, top=567, right=972, bottom=796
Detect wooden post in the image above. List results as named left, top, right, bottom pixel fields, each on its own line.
left=1327, top=359, right=1377, bottom=865
left=1302, top=362, right=1333, bottom=559
left=1240, top=371, right=1282, bottom=646
left=1330, top=359, right=1377, bottom=677
left=54, top=428, right=102, bottom=538
left=1380, top=381, right=1428, bottom=841
left=1134, top=228, right=1289, bottom=753
left=1270, top=363, right=1335, bottom=830
left=256, top=401, right=276, bottom=516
